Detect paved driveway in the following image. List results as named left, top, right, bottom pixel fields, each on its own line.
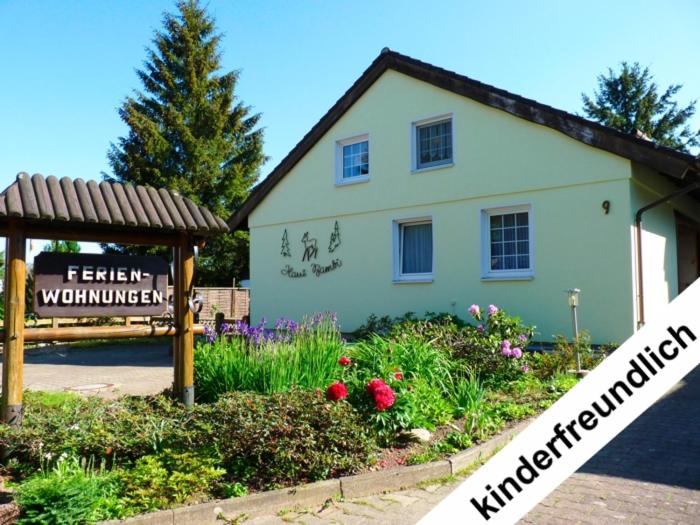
left=5, top=342, right=173, bottom=397
left=521, top=365, right=700, bottom=525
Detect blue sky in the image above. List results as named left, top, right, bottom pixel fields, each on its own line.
left=1, top=0, right=699, bottom=196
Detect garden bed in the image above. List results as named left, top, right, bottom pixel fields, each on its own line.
left=0, top=306, right=605, bottom=524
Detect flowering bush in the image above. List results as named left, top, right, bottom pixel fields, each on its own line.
left=325, top=334, right=455, bottom=443
left=384, top=306, right=534, bottom=380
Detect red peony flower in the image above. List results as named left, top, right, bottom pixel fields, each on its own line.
left=338, top=356, right=351, bottom=366
left=394, top=371, right=403, bottom=380
left=366, top=378, right=387, bottom=395
left=373, top=384, right=396, bottom=411
left=326, top=382, right=348, bottom=401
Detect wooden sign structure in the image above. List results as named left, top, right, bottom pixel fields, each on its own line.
left=0, top=173, right=230, bottom=425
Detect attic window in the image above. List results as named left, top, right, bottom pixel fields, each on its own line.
left=335, top=134, right=369, bottom=185
left=413, top=115, right=453, bottom=171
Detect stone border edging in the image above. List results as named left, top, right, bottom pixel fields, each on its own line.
left=99, top=418, right=532, bottom=525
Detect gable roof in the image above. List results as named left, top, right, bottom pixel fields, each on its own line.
left=0, top=172, right=229, bottom=236
left=229, top=49, right=700, bottom=230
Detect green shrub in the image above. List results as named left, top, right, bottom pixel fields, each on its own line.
left=531, top=332, right=605, bottom=379
left=118, top=450, right=225, bottom=512
left=2, top=390, right=376, bottom=495
left=202, top=389, right=376, bottom=489
left=15, top=457, right=126, bottom=524
left=194, top=313, right=344, bottom=401
left=0, top=393, right=204, bottom=472
left=368, top=307, right=534, bottom=381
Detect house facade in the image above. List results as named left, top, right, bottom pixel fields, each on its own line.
left=229, top=50, right=700, bottom=343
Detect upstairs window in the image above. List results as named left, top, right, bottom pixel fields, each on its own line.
left=336, top=134, right=369, bottom=185
left=481, top=205, right=534, bottom=280
left=414, top=116, right=453, bottom=170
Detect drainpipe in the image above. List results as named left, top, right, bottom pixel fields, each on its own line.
left=635, top=178, right=700, bottom=328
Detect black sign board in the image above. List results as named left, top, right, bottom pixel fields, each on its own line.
left=33, top=252, right=168, bottom=317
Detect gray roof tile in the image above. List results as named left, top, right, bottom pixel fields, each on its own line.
left=0, top=173, right=229, bottom=236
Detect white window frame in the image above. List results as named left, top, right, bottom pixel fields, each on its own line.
left=335, top=133, right=370, bottom=186
left=411, top=114, right=454, bottom=173
left=480, top=204, right=535, bottom=281
left=392, top=216, right=435, bottom=283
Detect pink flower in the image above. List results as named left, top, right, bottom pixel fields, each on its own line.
left=511, top=347, right=523, bottom=359
left=338, top=356, right=351, bottom=366
left=518, top=334, right=527, bottom=343
left=468, top=304, right=480, bottom=317
left=488, top=304, right=499, bottom=315
left=476, top=324, right=485, bottom=333
left=521, top=364, right=530, bottom=373
left=394, top=371, right=403, bottom=380
left=326, top=382, right=348, bottom=401
left=501, top=339, right=512, bottom=357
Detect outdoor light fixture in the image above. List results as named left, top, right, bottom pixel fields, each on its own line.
left=566, top=288, right=582, bottom=374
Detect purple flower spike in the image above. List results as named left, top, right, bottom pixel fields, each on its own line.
left=511, top=347, right=523, bottom=359
left=204, top=326, right=216, bottom=344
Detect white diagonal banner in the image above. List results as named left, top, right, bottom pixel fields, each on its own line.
left=419, top=278, right=700, bottom=525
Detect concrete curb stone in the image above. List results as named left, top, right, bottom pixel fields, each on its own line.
left=99, top=509, right=174, bottom=525
left=172, top=479, right=340, bottom=524
left=340, top=461, right=452, bottom=500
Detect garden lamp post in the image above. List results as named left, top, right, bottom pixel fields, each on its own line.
left=566, top=288, right=581, bottom=373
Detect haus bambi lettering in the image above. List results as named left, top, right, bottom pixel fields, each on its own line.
left=280, top=221, right=344, bottom=278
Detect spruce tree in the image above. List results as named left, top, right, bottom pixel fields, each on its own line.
left=106, top=0, right=265, bottom=285
left=582, top=62, right=699, bottom=152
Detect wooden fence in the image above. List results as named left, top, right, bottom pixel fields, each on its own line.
left=0, top=287, right=250, bottom=330
left=168, top=286, right=249, bottom=321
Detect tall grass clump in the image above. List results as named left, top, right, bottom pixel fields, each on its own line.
left=194, top=313, right=344, bottom=401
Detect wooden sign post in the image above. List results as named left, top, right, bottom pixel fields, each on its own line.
left=1, top=222, right=26, bottom=426
left=0, top=173, right=230, bottom=425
